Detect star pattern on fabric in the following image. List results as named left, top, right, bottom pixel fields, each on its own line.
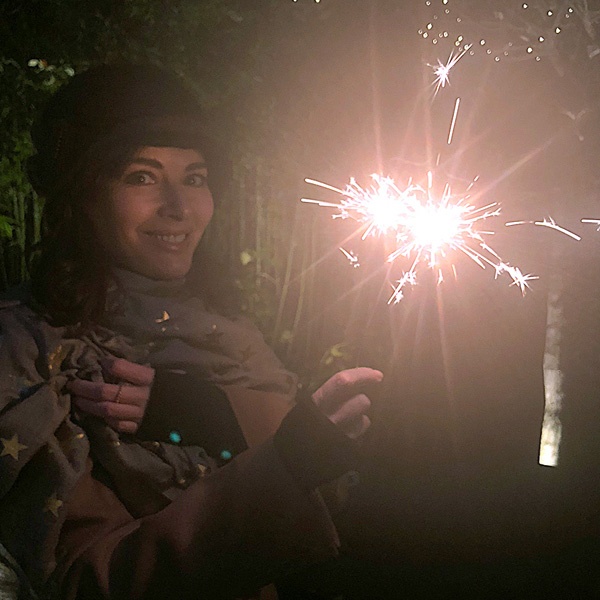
left=0, top=434, right=28, bottom=461
left=155, top=310, right=171, bottom=323
left=47, top=343, right=69, bottom=376
left=44, top=494, right=63, bottom=518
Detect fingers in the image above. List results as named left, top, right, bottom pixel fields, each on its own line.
left=101, top=358, right=155, bottom=386
left=67, top=358, right=154, bottom=435
left=73, top=396, right=145, bottom=422
left=328, top=393, right=371, bottom=426
left=329, top=393, right=372, bottom=438
left=72, top=397, right=144, bottom=433
left=311, top=367, right=381, bottom=440
left=343, top=414, right=371, bottom=440
left=68, top=379, right=150, bottom=433
left=68, top=379, right=149, bottom=406
left=313, top=367, right=383, bottom=412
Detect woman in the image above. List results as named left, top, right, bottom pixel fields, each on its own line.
left=0, top=64, right=382, bottom=600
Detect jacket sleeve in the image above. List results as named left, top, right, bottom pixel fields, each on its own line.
left=58, top=440, right=340, bottom=600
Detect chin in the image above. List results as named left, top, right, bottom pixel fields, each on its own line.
left=139, top=260, right=193, bottom=281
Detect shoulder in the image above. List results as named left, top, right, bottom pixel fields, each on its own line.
left=0, top=292, right=63, bottom=367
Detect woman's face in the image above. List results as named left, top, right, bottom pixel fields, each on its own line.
left=89, top=146, right=214, bottom=280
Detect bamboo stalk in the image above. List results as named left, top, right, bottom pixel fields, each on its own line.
left=273, top=202, right=299, bottom=342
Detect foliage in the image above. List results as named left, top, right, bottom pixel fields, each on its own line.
left=3, top=0, right=600, bottom=383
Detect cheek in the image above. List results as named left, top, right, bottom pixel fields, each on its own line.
left=195, top=192, right=215, bottom=226
left=205, top=196, right=215, bottom=223
left=89, top=191, right=150, bottom=249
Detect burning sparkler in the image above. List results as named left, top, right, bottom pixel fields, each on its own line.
left=430, top=44, right=472, bottom=95
left=302, top=172, right=536, bottom=303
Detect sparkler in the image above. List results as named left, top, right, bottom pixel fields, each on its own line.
left=430, top=45, right=471, bottom=95
left=303, top=173, right=536, bottom=303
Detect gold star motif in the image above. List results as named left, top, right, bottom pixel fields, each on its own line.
left=155, top=310, right=170, bottom=323
left=0, top=434, right=28, bottom=461
left=44, top=494, right=63, bottom=518
left=47, top=344, right=69, bottom=376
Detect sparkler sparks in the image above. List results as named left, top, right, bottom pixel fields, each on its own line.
left=303, top=173, right=535, bottom=303
left=581, top=218, right=600, bottom=230
left=505, top=218, right=582, bottom=241
left=430, top=45, right=471, bottom=95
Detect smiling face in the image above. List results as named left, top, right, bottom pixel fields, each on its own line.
left=89, top=146, right=214, bottom=280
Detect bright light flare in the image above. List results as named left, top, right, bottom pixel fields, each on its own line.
left=303, top=175, right=416, bottom=239
left=430, top=45, right=472, bottom=96
left=303, top=173, right=535, bottom=303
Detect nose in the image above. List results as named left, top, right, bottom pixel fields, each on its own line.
left=157, top=182, right=188, bottom=221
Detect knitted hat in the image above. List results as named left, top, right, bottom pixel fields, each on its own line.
left=29, top=63, right=208, bottom=196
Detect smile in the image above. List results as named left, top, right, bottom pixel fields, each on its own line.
left=149, top=233, right=188, bottom=243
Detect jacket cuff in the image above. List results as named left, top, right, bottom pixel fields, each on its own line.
left=273, top=392, right=360, bottom=490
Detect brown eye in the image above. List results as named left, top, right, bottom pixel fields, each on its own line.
left=185, top=173, right=208, bottom=187
left=124, top=171, right=155, bottom=185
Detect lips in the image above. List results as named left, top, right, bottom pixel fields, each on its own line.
left=145, top=231, right=191, bottom=250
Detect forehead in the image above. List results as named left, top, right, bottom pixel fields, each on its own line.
left=129, top=146, right=206, bottom=166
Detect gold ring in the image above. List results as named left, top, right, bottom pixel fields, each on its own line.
left=114, top=383, right=124, bottom=404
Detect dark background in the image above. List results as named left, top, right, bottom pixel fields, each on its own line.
left=2, top=1, right=600, bottom=597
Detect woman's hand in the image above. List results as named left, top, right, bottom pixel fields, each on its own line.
left=68, top=358, right=155, bottom=434
left=311, top=367, right=383, bottom=439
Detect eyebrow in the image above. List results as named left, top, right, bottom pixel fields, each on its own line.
left=128, top=158, right=207, bottom=171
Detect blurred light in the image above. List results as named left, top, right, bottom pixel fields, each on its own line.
left=539, top=290, right=564, bottom=468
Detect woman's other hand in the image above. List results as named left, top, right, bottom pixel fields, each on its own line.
left=311, top=367, right=383, bottom=439
left=68, top=359, right=155, bottom=434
